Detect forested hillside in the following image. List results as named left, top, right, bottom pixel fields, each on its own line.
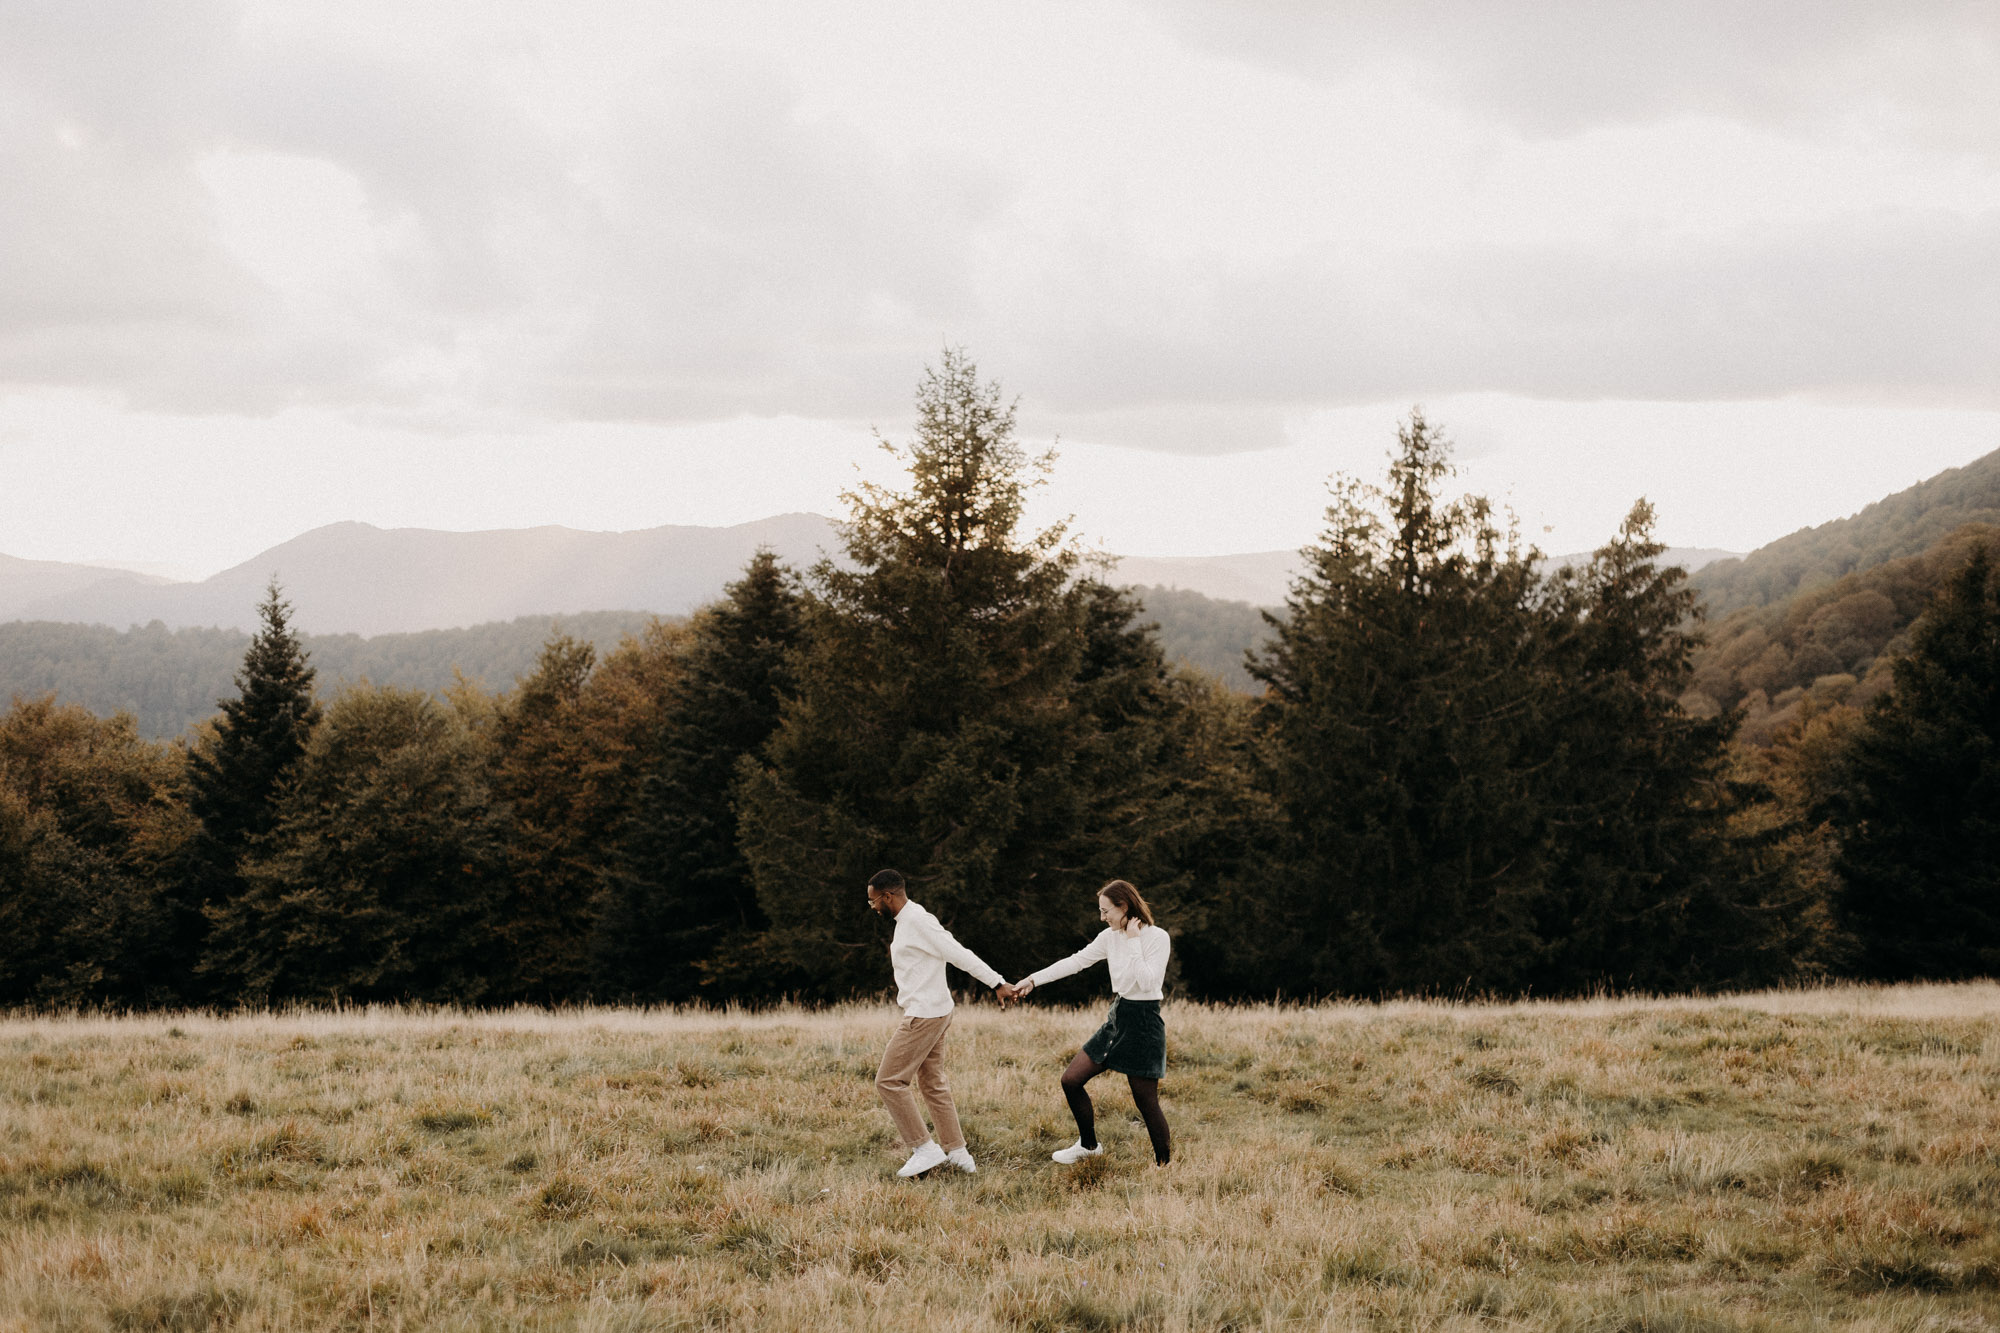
left=0, top=590, right=1268, bottom=738
left=0, top=613, right=659, bottom=739
left=1686, top=522, right=2000, bottom=744
left=1131, top=585, right=1271, bottom=690
left=1692, top=446, right=2000, bottom=616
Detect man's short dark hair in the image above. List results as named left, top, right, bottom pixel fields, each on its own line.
left=868, top=869, right=906, bottom=894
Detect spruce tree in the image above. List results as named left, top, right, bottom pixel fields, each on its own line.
left=1250, top=413, right=1556, bottom=994
left=1532, top=503, right=1780, bottom=991
left=185, top=581, right=319, bottom=994
left=592, top=551, right=805, bottom=1002
left=1251, top=418, right=1770, bottom=996
left=734, top=350, right=1178, bottom=996
left=1828, top=547, right=2000, bottom=979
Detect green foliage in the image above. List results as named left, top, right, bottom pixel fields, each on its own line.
left=187, top=583, right=320, bottom=854
left=1127, top=670, right=1279, bottom=998
left=594, top=551, right=805, bottom=1002
left=1826, top=548, right=2000, bottom=980
left=1533, top=508, right=1793, bottom=992
left=0, top=697, right=193, bottom=1006
left=1694, top=446, right=2000, bottom=616
left=1251, top=415, right=1776, bottom=996
left=201, top=685, right=510, bottom=1005
left=735, top=351, right=1205, bottom=993
left=181, top=583, right=321, bottom=999
left=0, top=611, right=660, bottom=740
left=487, top=626, right=680, bottom=1001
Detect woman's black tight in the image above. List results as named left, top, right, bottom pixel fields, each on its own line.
left=1060, top=1051, right=1171, bottom=1164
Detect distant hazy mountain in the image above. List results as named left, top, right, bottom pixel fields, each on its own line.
left=1112, top=551, right=1300, bottom=607
left=0, top=613, right=662, bottom=739
left=3, top=517, right=1302, bottom=632
left=0, top=519, right=1744, bottom=637
left=0, top=553, right=170, bottom=621
left=5, top=515, right=843, bottom=636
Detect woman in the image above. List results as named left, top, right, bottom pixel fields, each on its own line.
left=1008, top=879, right=1172, bottom=1166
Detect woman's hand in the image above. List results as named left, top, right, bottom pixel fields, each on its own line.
left=1122, top=918, right=1144, bottom=939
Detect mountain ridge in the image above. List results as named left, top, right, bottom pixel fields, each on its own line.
left=1691, top=446, right=2000, bottom=615
left=2, top=521, right=1742, bottom=634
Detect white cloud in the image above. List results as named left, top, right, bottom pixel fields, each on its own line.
left=2, top=0, right=1993, bottom=429
left=0, top=0, right=1995, bottom=572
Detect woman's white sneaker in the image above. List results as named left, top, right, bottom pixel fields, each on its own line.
left=1051, top=1141, right=1104, bottom=1164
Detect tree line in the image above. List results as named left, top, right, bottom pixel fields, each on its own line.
left=3, top=354, right=1993, bottom=1009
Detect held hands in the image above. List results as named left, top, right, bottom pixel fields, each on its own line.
left=995, top=978, right=1034, bottom=1005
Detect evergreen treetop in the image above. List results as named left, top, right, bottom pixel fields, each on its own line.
left=188, top=580, right=320, bottom=851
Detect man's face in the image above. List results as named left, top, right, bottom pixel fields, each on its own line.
left=867, top=886, right=902, bottom=918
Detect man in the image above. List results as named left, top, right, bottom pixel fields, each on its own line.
left=866, top=868, right=1011, bottom=1177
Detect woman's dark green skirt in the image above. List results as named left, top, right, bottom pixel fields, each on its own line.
left=1081, top=997, right=1165, bottom=1079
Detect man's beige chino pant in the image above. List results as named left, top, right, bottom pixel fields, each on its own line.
left=875, top=1014, right=964, bottom=1152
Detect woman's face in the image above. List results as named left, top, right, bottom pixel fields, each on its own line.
left=1098, top=895, right=1126, bottom=928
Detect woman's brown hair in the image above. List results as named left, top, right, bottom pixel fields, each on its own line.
left=1098, top=879, right=1154, bottom=927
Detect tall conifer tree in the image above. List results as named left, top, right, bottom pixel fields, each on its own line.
left=185, top=581, right=318, bottom=993
left=1250, top=413, right=1556, bottom=994
left=1533, top=504, right=1779, bottom=990
left=486, top=628, right=676, bottom=1001
left=1251, top=416, right=1768, bottom=996
left=734, top=351, right=1177, bottom=995
left=1828, top=548, right=2000, bottom=979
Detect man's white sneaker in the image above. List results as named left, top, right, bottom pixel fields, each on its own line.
left=946, top=1147, right=978, bottom=1173
left=1051, top=1141, right=1104, bottom=1165
left=897, top=1141, right=948, bottom=1178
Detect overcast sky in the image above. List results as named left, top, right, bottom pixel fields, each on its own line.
left=2, top=1, right=1997, bottom=579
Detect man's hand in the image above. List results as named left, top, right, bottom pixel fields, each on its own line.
left=996, top=980, right=1032, bottom=1005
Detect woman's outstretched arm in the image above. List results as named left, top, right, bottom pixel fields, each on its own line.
left=1025, top=932, right=1111, bottom=990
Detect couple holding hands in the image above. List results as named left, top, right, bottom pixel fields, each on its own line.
left=865, top=869, right=1173, bottom=1179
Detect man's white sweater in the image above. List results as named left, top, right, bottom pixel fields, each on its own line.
left=889, top=900, right=1004, bottom=1018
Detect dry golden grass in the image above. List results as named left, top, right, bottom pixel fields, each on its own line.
left=3, top=984, right=1998, bottom=1331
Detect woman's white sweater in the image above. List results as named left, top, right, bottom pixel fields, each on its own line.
left=1027, top=924, right=1170, bottom=999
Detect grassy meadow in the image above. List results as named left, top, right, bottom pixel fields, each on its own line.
left=3, top=986, right=1999, bottom=1332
